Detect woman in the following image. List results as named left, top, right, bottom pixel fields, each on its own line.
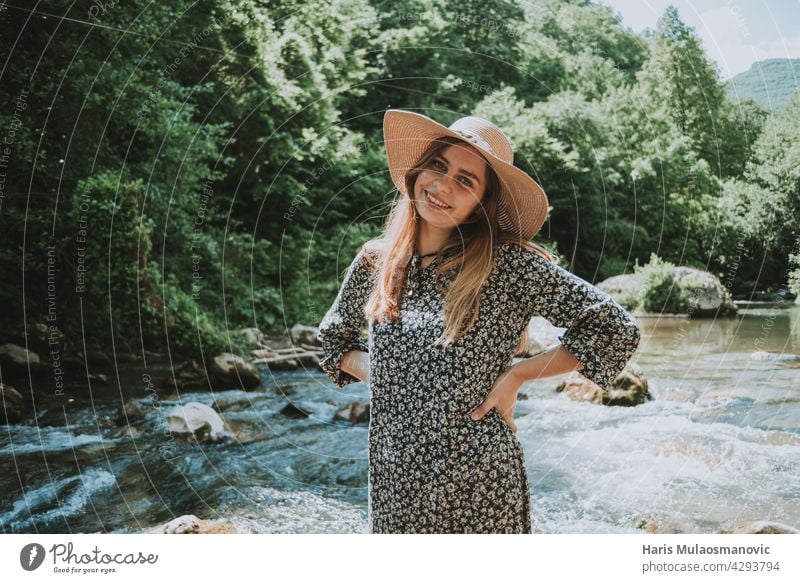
left=316, top=109, right=641, bottom=534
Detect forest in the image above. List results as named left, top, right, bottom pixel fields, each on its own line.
left=1, top=0, right=798, bottom=360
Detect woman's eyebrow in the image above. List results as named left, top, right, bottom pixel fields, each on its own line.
left=436, top=154, right=481, bottom=185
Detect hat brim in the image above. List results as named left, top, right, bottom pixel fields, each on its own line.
left=382, top=109, right=549, bottom=241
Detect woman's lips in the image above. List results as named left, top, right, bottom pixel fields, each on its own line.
left=424, top=190, right=451, bottom=210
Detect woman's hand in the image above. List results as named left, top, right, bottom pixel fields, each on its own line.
left=469, top=366, right=524, bottom=433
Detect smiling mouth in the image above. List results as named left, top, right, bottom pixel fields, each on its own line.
left=424, top=190, right=451, bottom=209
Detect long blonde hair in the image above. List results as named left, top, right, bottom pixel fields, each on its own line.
left=363, top=136, right=553, bottom=351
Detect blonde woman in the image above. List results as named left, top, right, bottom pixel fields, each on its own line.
left=317, top=109, right=641, bottom=534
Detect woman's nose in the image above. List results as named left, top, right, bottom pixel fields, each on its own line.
left=431, top=173, right=454, bottom=193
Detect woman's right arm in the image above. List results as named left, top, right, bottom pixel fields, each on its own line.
left=316, top=247, right=374, bottom=388
left=339, top=349, right=370, bottom=383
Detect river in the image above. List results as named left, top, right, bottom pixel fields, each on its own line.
left=2, top=306, right=799, bottom=534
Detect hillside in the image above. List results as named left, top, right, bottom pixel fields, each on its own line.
left=726, top=58, right=800, bottom=109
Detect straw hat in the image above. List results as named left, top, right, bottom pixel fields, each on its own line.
left=382, top=109, right=549, bottom=241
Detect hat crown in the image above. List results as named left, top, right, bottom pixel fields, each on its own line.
left=447, top=116, right=514, bottom=164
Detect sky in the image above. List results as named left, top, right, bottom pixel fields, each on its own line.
left=596, top=0, right=800, bottom=80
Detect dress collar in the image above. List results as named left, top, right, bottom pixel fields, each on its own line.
left=410, top=246, right=463, bottom=275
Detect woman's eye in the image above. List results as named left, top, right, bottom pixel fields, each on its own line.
left=432, top=160, right=446, bottom=170
left=459, top=177, right=472, bottom=188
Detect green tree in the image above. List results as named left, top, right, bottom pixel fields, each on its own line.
left=639, top=5, right=726, bottom=172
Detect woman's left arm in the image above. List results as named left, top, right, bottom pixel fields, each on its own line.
left=470, top=245, right=641, bottom=429
left=502, top=244, right=642, bottom=390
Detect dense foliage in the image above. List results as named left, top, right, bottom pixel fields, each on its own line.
left=0, top=0, right=796, bottom=359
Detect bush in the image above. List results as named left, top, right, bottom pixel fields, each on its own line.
left=151, top=279, right=250, bottom=358
left=789, top=252, right=800, bottom=297
left=634, top=254, right=692, bottom=314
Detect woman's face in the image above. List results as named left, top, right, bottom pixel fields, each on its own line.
left=412, top=142, right=488, bottom=230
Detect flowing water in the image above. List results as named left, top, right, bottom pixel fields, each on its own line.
left=2, top=306, right=799, bottom=534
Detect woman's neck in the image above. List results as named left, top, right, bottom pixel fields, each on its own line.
left=416, top=221, right=452, bottom=256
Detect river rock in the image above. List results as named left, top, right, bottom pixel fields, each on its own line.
left=210, top=352, right=261, bottom=390
left=750, top=351, right=795, bottom=362
left=598, top=273, right=640, bottom=311
left=731, top=521, right=800, bottom=534
left=20, top=322, right=65, bottom=355
left=239, top=327, right=266, bottom=349
left=0, top=343, right=43, bottom=375
left=333, top=402, right=370, bottom=423
left=109, top=425, right=142, bottom=439
left=61, top=355, right=87, bottom=371
left=291, top=324, right=320, bottom=346
left=634, top=515, right=691, bottom=534
left=212, top=397, right=250, bottom=413
left=556, top=373, right=605, bottom=404
left=556, top=364, right=651, bottom=406
left=269, top=357, right=302, bottom=371
left=81, top=350, right=112, bottom=368
left=116, top=400, right=146, bottom=425
left=147, top=514, right=239, bottom=534
left=523, top=316, right=564, bottom=356
left=167, top=402, right=233, bottom=443
left=0, top=383, right=25, bottom=424
left=280, top=402, right=314, bottom=418
left=604, top=364, right=651, bottom=406
left=160, top=359, right=211, bottom=391
left=143, top=349, right=168, bottom=362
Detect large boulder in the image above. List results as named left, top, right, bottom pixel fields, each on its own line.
left=167, top=402, right=233, bottom=443
left=210, top=352, right=261, bottom=390
left=0, top=383, right=25, bottom=424
left=673, top=266, right=738, bottom=317
left=597, top=273, right=640, bottom=311
left=598, top=267, right=737, bottom=317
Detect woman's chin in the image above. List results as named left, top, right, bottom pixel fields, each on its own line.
left=419, top=215, right=461, bottom=232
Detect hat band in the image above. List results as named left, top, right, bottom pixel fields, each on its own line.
left=451, top=128, right=495, bottom=157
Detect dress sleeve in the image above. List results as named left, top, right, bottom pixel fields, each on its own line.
left=499, top=243, right=642, bottom=390
left=316, top=247, right=374, bottom=388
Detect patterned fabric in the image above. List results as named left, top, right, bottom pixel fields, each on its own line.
left=317, top=242, right=641, bottom=533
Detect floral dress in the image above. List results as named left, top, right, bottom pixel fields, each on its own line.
left=317, top=241, right=641, bottom=534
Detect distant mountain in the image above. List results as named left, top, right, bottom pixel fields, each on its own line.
left=726, top=58, right=800, bottom=110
